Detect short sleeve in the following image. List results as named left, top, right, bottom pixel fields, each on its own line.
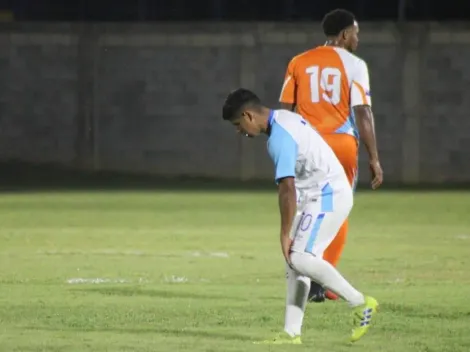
left=267, top=122, right=298, bottom=183
left=279, top=59, right=296, bottom=104
left=351, top=60, right=372, bottom=107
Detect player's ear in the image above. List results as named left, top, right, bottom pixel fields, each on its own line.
left=243, top=110, right=255, bottom=122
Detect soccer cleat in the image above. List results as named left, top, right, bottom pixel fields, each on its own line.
left=350, top=296, right=379, bottom=343
left=308, top=281, right=326, bottom=303
left=253, top=332, right=302, bottom=345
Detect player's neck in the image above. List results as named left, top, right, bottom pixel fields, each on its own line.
left=260, top=107, right=273, bottom=135
left=324, top=39, right=345, bottom=49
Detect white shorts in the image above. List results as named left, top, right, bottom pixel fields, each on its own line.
left=290, top=183, right=353, bottom=256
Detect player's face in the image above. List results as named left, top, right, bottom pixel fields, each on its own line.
left=232, top=112, right=260, bottom=138
left=344, top=22, right=359, bottom=52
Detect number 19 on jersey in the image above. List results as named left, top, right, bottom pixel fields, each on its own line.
left=306, top=65, right=342, bottom=105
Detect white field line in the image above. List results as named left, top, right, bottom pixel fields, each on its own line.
left=38, top=249, right=230, bottom=258
left=1, top=227, right=225, bottom=235
left=66, top=276, right=210, bottom=284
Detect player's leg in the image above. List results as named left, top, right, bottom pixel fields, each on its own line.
left=291, top=252, right=364, bottom=306
left=284, top=265, right=310, bottom=337
left=322, top=135, right=358, bottom=268
left=255, top=191, right=340, bottom=345
left=254, top=211, right=306, bottom=345
left=283, top=206, right=311, bottom=339
left=290, top=190, right=378, bottom=342
left=254, top=265, right=308, bottom=345
left=284, top=186, right=355, bottom=334
left=291, top=251, right=378, bottom=342
left=256, top=196, right=330, bottom=345
left=309, top=135, right=358, bottom=302
left=322, top=141, right=357, bottom=300
left=291, top=187, right=360, bottom=305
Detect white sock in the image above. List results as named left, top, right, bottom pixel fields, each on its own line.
left=291, top=252, right=365, bottom=307
left=284, top=265, right=310, bottom=336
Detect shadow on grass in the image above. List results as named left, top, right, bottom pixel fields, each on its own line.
left=74, top=286, right=244, bottom=301
left=25, top=325, right=254, bottom=341
left=382, top=302, right=470, bottom=320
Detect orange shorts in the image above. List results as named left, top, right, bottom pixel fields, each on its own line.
left=322, top=134, right=358, bottom=189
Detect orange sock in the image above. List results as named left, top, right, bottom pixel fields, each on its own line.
left=322, top=220, right=349, bottom=300
left=323, top=219, right=348, bottom=267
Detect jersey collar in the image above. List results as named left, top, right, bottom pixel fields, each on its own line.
left=267, top=110, right=275, bottom=135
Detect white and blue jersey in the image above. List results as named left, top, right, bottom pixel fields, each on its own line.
left=267, top=109, right=350, bottom=206
left=267, top=109, right=353, bottom=255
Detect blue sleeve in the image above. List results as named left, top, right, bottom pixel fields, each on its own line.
left=267, top=123, right=298, bottom=184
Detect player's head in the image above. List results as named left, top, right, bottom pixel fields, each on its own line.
left=322, top=9, right=359, bottom=53
left=222, top=88, right=266, bottom=138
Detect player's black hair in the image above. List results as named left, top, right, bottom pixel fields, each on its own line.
left=321, top=9, right=356, bottom=37
left=222, top=88, right=262, bottom=121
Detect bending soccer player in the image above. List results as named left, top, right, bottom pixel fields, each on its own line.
left=222, top=88, right=378, bottom=345
left=279, top=9, right=383, bottom=302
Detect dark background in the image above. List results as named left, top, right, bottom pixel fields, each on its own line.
left=0, top=0, right=467, bottom=22
left=0, top=0, right=469, bottom=191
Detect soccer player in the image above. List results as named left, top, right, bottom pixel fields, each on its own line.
left=279, top=9, right=383, bottom=302
left=222, top=88, right=378, bottom=345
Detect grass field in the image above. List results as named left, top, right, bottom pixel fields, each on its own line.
left=0, top=189, right=469, bottom=351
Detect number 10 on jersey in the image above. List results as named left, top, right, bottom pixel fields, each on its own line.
left=306, top=66, right=341, bottom=105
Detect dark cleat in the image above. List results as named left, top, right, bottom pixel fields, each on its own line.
left=308, top=281, right=326, bottom=303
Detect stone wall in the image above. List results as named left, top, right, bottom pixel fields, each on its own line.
left=0, top=22, right=469, bottom=184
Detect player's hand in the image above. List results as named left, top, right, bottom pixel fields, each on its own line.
left=281, top=234, right=293, bottom=267
left=369, top=159, right=383, bottom=190
left=284, top=252, right=293, bottom=268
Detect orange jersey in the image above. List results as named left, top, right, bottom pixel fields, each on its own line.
left=279, top=46, right=372, bottom=138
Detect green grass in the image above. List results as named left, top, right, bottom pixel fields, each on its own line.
left=0, top=190, right=469, bottom=351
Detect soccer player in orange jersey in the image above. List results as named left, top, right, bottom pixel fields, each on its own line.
left=279, top=9, right=383, bottom=303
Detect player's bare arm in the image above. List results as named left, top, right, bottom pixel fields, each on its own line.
left=353, top=105, right=383, bottom=189
left=278, top=176, right=296, bottom=264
